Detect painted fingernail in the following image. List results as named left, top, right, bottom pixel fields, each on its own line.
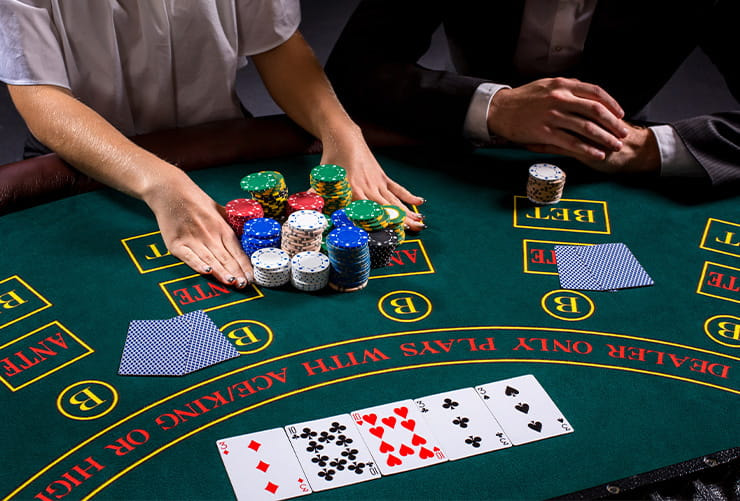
left=411, top=212, right=424, bottom=220
left=419, top=198, right=427, bottom=204
left=203, top=266, right=212, bottom=273
left=237, top=279, right=247, bottom=288
left=226, top=276, right=236, bottom=283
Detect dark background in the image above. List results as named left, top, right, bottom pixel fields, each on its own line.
left=0, top=0, right=738, bottom=166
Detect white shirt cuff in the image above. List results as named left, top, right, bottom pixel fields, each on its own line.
left=650, top=125, right=706, bottom=178
left=464, top=82, right=511, bottom=144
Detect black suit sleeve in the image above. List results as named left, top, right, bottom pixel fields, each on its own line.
left=670, top=0, right=740, bottom=186
left=325, top=0, right=488, bottom=140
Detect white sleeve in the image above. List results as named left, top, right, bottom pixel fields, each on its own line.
left=0, top=0, right=70, bottom=88
left=649, top=125, right=707, bottom=178
left=463, top=82, right=511, bottom=144
left=235, top=0, right=301, bottom=56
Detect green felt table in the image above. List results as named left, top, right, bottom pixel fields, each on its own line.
left=0, top=144, right=738, bottom=501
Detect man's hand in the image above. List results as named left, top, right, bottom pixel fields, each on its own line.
left=527, top=124, right=661, bottom=174
left=488, top=77, right=629, bottom=160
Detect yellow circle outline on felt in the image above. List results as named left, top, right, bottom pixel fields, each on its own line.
left=377, top=290, right=433, bottom=323
left=56, top=380, right=119, bottom=421
left=703, top=314, right=740, bottom=348
left=220, top=319, right=274, bottom=354
left=541, top=289, right=595, bottom=321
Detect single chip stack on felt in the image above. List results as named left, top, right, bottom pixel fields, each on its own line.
left=240, top=170, right=289, bottom=219
left=310, top=164, right=353, bottom=214
left=290, top=251, right=331, bottom=291
left=240, top=217, right=282, bottom=257
left=224, top=198, right=264, bottom=236
left=280, top=209, right=327, bottom=257
left=526, top=163, right=566, bottom=205
left=285, top=191, right=324, bottom=217
left=250, top=247, right=291, bottom=288
left=368, top=229, right=399, bottom=268
left=326, top=225, right=371, bottom=292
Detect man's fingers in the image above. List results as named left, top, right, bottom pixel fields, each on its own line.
left=566, top=97, right=628, bottom=140
left=550, top=109, right=623, bottom=152
left=570, top=81, right=625, bottom=119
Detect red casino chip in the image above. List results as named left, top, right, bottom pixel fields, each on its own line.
left=225, top=198, right=264, bottom=236
left=286, top=191, right=325, bottom=216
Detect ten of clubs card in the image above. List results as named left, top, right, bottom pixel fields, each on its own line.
left=284, top=413, right=381, bottom=492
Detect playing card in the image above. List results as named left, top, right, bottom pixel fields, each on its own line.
left=475, top=374, right=574, bottom=446
left=181, top=310, right=240, bottom=373
left=579, top=243, right=654, bottom=290
left=351, top=399, right=447, bottom=475
left=415, top=387, right=512, bottom=460
left=118, top=318, right=189, bottom=376
left=555, top=245, right=604, bottom=291
left=216, top=428, right=312, bottom=501
left=285, top=414, right=381, bottom=491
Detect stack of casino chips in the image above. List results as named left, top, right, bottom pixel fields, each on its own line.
left=382, top=204, right=406, bottom=243
left=280, top=210, right=327, bottom=257
left=224, top=198, right=264, bottom=237
left=526, top=163, right=566, bottom=205
left=326, top=226, right=371, bottom=292
left=344, top=200, right=389, bottom=233
left=330, top=208, right=355, bottom=229
left=290, top=251, right=331, bottom=291
left=310, top=164, right=353, bottom=214
left=240, top=217, right=282, bottom=257
left=240, top=170, right=289, bottom=219
left=250, top=247, right=291, bottom=288
left=285, top=191, right=324, bottom=217
left=368, top=229, right=399, bottom=268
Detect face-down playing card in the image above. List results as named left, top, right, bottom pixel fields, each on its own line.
left=216, top=428, right=312, bottom=500
left=475, top=374, right=573, bottom=446
left=284, top=414, right=381, bottom=491
left=577, top=242, right=654, bottom=290
left=181, top=310, right=240, bottom=373
left=351, top=399, right=448, bottom=475
left=118, top=317, right=189, bottom=376
left=415, top=387, right=512, bottom=460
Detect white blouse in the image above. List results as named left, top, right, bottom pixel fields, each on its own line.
left=0, top=0, right=301, bottom=136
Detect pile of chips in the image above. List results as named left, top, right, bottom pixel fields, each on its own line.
left=326, top=226, right=371, bottom=292
left=240, top=171, right=289, bottom=219
left=368, top=229, right=399, bottom=268
left=250, top=248, right=291, bottom=288
left=290, top=251, right=331, bottom=291
left=526, top=163, right=566, bottom=205
left=310, top=164, right=353, bottom=214
left=224, top=199, right=264, bottom=236
left=286, top=191, right=324, bottom=217
left=241, top=217, right=282, bottom=257
left=281, top=210, right=327, bottom=257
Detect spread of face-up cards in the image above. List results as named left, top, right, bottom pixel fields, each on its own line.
left=216, top=374, right=573, bottom=499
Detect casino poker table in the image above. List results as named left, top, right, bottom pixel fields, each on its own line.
left=0, top=116, right=738, bottom=500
